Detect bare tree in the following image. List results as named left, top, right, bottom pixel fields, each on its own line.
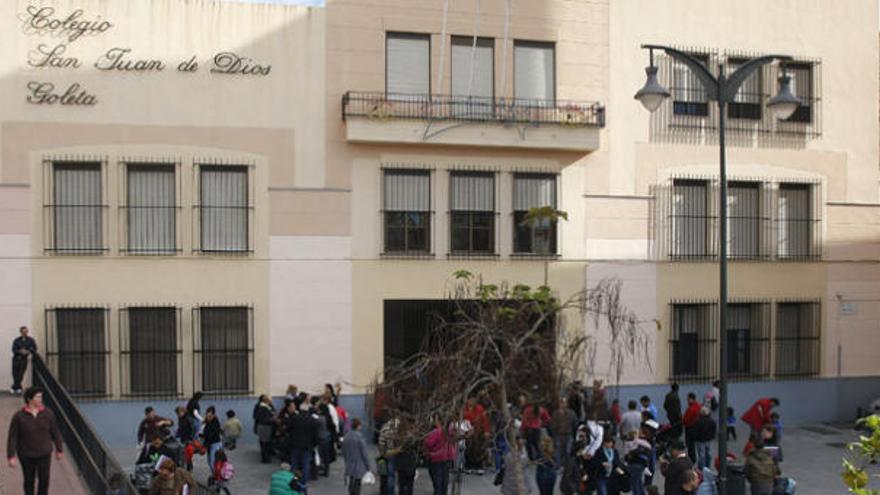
left=369, top=271, right=652, bottom=495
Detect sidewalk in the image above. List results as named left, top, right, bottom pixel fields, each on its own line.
left=0, top=393, right=88, bottom=495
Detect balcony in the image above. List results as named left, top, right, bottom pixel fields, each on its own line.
left=342, top=92, right=605, bottom=151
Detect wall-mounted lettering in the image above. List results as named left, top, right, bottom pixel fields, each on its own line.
left=23, top=6, right=112, bottom=42
left=95, top=48, right=165, bottom=72
left=26, top=82, right=97, bottom=106
left=211, top=52, right=271, bottom=76
left=177, top=55, right=199, bottom=73
left=28, top=43, right=81, bottom=69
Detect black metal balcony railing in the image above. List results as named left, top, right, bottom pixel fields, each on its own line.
left=342, top=92, right=606, bottom=128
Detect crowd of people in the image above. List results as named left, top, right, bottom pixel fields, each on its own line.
left=368, top=380, right=793, bottom=495
left=100, top=377, right=793, bottom=495
left=133, top=383, right=348, bottom=494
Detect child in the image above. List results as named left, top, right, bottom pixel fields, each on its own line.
left=726, top=407, right=737, bottom=441
left=212, top=449, right=235, bottom=487
left=183, top=439, right=206, bottom=472
left=771, top=412, right=783, bottom=443
left=223, top=409, right=243, bottom=450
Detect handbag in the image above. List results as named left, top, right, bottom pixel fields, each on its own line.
left=362, top=471, right=376, bottom=485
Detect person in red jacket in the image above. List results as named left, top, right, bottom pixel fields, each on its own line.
left=741, top=397, right=779, bottom=434
left=424, top=418, right=456, bottom=494
left=681, top=392, right=701, bottom=463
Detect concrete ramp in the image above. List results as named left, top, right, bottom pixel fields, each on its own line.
left=0, top=393, right=88, bottom=495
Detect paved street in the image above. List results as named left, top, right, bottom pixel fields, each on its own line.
left=113, top=422, right=875, bottom=494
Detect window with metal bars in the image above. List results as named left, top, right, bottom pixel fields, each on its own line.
left=450, top=172, right=495, bottom=254
left=672, top=53, right=710, bottom=117
left=193, top=307, right=253, bottom=395
left=120, top=307, right=182, bottom=397
left=46, top=308, right=110, bottom=397
left=198, top=165, right=250, bottom=254
left=513, top=174, right=557, bottom=255
left=727, top=182, right=761, bottom=259
left=784, top=63, right=813, bottom=124
left=777, top=183, right=816, bottom=259
left=775, top=302, right=820, bottom=377
left=726, top=58, right=763, bottom=120
left=48, top=162, right=106, bottom=254
left=383, top=169, right=431, bottom=254
left=669, top=303, right=717, bottom=382
left=671, top=179, right=711, bottom=259
left=726, top=303, right=771, bottom=379
left=124, top=164, right=177, bottom=254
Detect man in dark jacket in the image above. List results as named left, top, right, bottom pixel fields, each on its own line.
left=660, top=440, right=693, bottom=495
left=286, top=398, right=319, bottom=486
left=10, top=326, right=36, bottom=394
left=691, top=407, right=717, bottom=470
left=664, top=383, right=683, bottom=438
left=7, top=386, right=63, bottom=495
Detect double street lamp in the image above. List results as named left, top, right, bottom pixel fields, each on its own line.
left=634, top=44, right=801, bottom=495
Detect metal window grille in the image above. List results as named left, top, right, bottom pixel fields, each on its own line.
left=775, top=301, right=820, bottom=377
left=382, top=169, right=432, bottom=254
left=192, top=306, right=254, bottom=395
left=45, top=307, right=111, bottom=397
left=513, top=173, right=558, bottom=255
left=193, top=164, right=253, bottom=254
left=121, top=163, right=180, bottom=255
left=450, top=172, right=496, bottom=255
left=777, top=183, right=820, bottom=259
left=671, top=53, right=711, bottom=117
left=726, top=57, right=765, bottom=120
left=670, top=179, right=715, bottom=259
left=649, top=48, right=822, bottom=145
left=43, top=161, right=108, bottom=254
left=726, top=303, right=771, bottom=379
left=727, top=182, right=762, bottom=259
left=669, top=302, right=718, bottom=383
left=120, top=307, right=183, bottom=398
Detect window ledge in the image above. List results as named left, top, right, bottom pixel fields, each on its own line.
left=380, top=252, right=436, bottom=260
left=510, top=253, right=560, bottom=260
left=447, top=253, right=500, bottom=260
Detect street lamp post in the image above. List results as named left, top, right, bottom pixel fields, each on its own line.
left=634, top=44, right=800, bottom=495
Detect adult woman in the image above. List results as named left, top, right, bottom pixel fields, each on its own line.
left=185, top=392, right=204, bottom=433
left=149, top=459, right=196, bottom=495
left=745, top=438, right=780, bottom=495
left=254, top=394, right=277, bottom=463
left=622, top=430, right=653, bottom=495
left=424, top=417, right=455, bottom=495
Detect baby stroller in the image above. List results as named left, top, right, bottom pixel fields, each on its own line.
left=653, top=423, right=678, bottom=455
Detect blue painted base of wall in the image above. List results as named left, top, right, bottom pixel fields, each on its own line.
left=80, top=376, right=880, bottom=449
left=80, top=394, right=369, bottom=449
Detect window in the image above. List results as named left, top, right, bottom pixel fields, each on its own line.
left=199, top=165, right=249, bottom=253
left=450, top=172, right=495, bottom=254
left=728, top=182, right=760, bottom=258
left=383, top=170, right=431, bottom=254
left=383, top=299, right=455, bottom=369
left=47, top=308, right=109, bottom=397
left=669, top=303, right=717, bottom=381
left=514, top=41, right=555, bottom=103
left=125, top=164, right=176, bottom=254
left=775, top=302, right=820, bottom=377
left=726, top=303, right=770, bottom=378
left=727, top=58, right=763, bottom=120
left=386, top=33, right=430, bottom=96
left=120, top=307, right=181, bottom=397
left=784, top=63, right=813, bottom=123
left=672, top=54, right=710, bottom=116
left=194, top=307, right=253, bottom=394
left=451, top=36, right=494, bottom=117
left=51, top=162, right=104, bottom=253
left=513, top=174, right=557, bottom=255
left=671, top=179, right=710, bottom=258
left=777, top=184, right=813, bottom=258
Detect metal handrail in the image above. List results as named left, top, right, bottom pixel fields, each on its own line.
left=33, top=354, right=215, bottom=494
left=342, top=91, right=606, bottom=127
